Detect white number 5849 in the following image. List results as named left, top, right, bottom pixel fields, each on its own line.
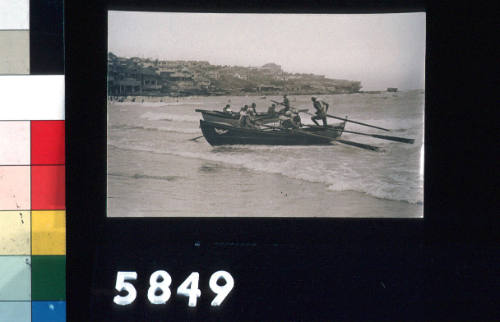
left=113, top=270, right=234, bottom=307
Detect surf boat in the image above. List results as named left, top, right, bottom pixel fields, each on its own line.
left=195, top=109, right=280, bottom=126
left=199, top=120, right=345, bottom=146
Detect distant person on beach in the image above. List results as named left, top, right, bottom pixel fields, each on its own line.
left=311, top=97, right=329, bottom=127
left=223, top=104, right=232, bottom=113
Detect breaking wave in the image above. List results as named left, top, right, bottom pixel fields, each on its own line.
left=108, top=172, right=180, bottom=182
left=141, top=111, right=200, bottom=123
left=170, top=150, right=423, bottom=205
left=110, top=123, right=200, bottom=134
left=108, top=141, right=423, bottom=205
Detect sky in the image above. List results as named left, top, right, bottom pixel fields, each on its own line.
left=108, top=11, right=425, bottom=91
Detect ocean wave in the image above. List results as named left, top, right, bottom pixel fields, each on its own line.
left=141, top=111, right=200, bottom=123
left=326, top=180, right=423, bottom=204
left=160, top=101, right=204, bottom=106
left=171, top=150, right=423, bottom=204
left=108, top=172, right=180, bottom=182
left=109, top=123, right=200, bottom=134
left=108, top=143, right=423, bottom=204
left=109, top=101, right=169, bottom=107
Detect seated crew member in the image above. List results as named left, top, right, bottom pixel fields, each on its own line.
left=279, top=110, right=300, bottom=129
left=239, top=105, right=257, bottom=128
left=223, top=104, right=232, bottom=113
left=267, top=104, right=277, bottom=116
left=239, top=106, right=248, bottom=127
left=249, top=103, right=257, bottom=115
left=292, top=110, right=302, bottom=127
left=311, top=97, right=328, bottom=127
left=278, top=94, right=291, bottom=113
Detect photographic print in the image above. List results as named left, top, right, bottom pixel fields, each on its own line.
left=107, top=11, right=425, bottom=217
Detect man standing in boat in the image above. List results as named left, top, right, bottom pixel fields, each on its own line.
left=311, top=97, right=329, bottom=127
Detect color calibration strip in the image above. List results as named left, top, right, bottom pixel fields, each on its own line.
left=1, top=1, right=65, bottom=321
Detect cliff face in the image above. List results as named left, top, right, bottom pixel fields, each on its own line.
left=107, top=53, right=362, bottom=96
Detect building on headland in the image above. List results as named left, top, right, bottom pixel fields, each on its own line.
left=107, top=52, right=362, bottom=97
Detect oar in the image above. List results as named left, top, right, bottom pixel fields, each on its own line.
left=301, top=111, right=390, bottom=132
left=259, top=124, right=380, bottom=151
left=189, top=135, right=203, bottom=141
left=325, top=113, right=390, bottom=132
left=335, top=139, right=380, bottom=151
left=270, top=100, right=308, bottom=113
left=341, top=129, right=414, bottom=144
left=271, top=100, right=391, bottom=132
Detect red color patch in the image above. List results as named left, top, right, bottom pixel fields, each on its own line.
left=31, top=121, right=65, bottom=165
left=31, top=165, right=65, bottom=210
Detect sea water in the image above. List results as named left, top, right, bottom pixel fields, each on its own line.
left=107, top=91, right=424, bottom=217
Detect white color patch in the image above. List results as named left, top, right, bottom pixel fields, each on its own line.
left=0, top=75, right=65, bottom=120
left=0, top=0, right=29, bottom=29
left=0, top=121, right=30, bottom=165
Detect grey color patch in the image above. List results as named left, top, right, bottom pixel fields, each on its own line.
left=0, top=30, right=29, bottom=74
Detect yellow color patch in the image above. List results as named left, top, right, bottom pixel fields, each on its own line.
left=32, top=211, right=66, bottom=255
left=0, top=211, right=30, bottom=255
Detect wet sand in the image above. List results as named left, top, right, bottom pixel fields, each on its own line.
left=107, top=147, right=422, bottom=218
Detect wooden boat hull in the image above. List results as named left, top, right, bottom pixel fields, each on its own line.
left=199, top=120, right=344, bottom=146
left=195, top=109, right=279, bottom=126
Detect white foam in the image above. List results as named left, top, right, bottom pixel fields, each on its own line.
left=140, top=111, right=200, bottom=123
left=110, top=123, right=200, bottom=134
left=110, top=140, right=423, bottom=204
left=171, top=149, right=423, bottom=204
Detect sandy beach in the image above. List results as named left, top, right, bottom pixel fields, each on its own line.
left=108, top=145, right=422, bottom=218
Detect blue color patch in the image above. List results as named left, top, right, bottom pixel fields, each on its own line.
left=0, top=256, right=31, bottom=300
left=0, top=301, right=31, bottom=322
left=32, top=301, right=66, bottom=322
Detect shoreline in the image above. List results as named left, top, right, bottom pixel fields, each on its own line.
left=107, top=146, right=423, bottom=218
left=107, top=89, right=425, bottom=102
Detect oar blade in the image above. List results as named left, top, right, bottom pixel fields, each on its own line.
left=372, top=134, right=414, bottom=144
left=342, top=129, right=415, bottom=144
left=326, top=114, right=390, bottom=132
left=189, top=135, right=204, bottom=141
left=336, top=139, right=380, bottom=152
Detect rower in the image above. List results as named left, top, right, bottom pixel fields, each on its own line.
left=278, top=94, right=291, bottom=113
left=239, top=105, right=257, bottom=129
left=311, top=97, right=329, bottom=127
left=279, top=110, right=300, bottom=129
left=292, top=110, right=302, bottom=127
left=223, top=104, right=232, bottom=113
left=249, top=103, right=257, bottom=115
left=267, top=103, right=277, bottom=116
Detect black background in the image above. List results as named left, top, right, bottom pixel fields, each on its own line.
left=64, top=0, right=498, bottom=321
left=30, top=0, right=64, bottom=74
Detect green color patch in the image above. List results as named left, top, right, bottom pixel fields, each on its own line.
left=31, top=255, right=66, bottom=301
